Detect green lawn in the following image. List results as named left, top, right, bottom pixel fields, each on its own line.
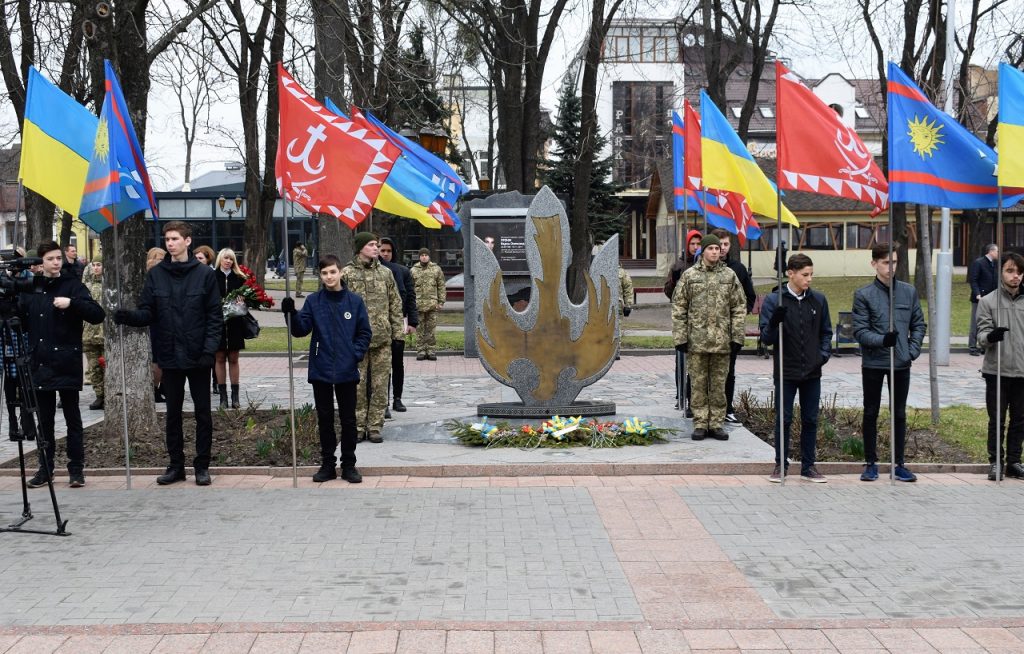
left=755, top=274, right=971, bottom=336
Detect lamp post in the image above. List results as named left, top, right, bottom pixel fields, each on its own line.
left=218, top=195, right=242, bottom=249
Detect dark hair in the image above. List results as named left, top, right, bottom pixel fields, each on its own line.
left=36, top=240, right=61, bottom=258
left=163, top=220, right=191, bottom=238
left=379, top=237, right=395, bottom=248
left=1002, top=251, right=1024, bottom=273
left=870, top=242, right=898, bottom=261
left=318, top=254, right=342, bottom=271
left=787, top=253, right=814, bottom=271
left=710, top=228, right=732, bottom=242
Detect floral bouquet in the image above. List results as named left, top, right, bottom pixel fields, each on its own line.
left=446, top=415, right=675, bottom=449
left=224, top=264, right=274, bottom=319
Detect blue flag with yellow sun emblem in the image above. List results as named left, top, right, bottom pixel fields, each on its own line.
left=79, top=60, right=159, bottom=233
left=887, top=62, right=1021, bottom=209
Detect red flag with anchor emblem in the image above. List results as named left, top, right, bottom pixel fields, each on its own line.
left=275, top=64, right=399, bottom=227
left=776, top=61, right=888, bottom=213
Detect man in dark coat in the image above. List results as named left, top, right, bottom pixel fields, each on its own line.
left=61, top=243, right=86, bottom=281
left=712, top=229, right=756, bottom=424
left=114, top=221, right=223, bottom=486
left=283, top=254, right=372, bottom=483
left=379, top=237, right=418, bottom=413
left=21, top=241, right=105, bottom=488
left=968, top=243, right=999, bottom=355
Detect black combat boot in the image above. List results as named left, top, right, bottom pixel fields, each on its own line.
left=218, top=384, right=228, bottom=410
left=230, top=384, right=240, bottom=409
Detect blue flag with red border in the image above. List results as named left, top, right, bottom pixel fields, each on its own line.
left=671, top=111, right=705, bottom=214
left=887, top=62, right=1022, bottom=209
left=79, top=60, right=158, bottom=232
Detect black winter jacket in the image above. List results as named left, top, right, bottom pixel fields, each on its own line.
left=289, top=284, right=372, bottom=384
left=852, top=278, right=927, bottom=370
left=759, top=286, right=833, bottom=381
left=968, top=254, right=998, bottom=303
left=19, top=272, right=105, bottom=391
left=119, top=254, right=223, bottom=370
left=725, top=258, right=757, bottom=313
left=380, top=259, right=419, bottom=327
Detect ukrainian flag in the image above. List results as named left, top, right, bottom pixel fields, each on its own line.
left=700, top=90, right=798, bottom=226
left=18, top=67, right=98, bottom=217
left=998, top=63, right=1024, bottom=188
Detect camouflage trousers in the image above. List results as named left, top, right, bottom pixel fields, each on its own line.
left=417, top=309, right=438, bottom=355
left=356, top=343, right=392, bottom=437
left=295, top=270, right=305, bottom=295
left=84, top=344, right=104, bottom=400
left=688, top=352, right=729, bottom=430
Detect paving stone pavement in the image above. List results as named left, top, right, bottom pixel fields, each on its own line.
left=677, top=484, right=1024, bottom=620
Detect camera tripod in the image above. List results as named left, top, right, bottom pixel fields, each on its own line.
left=0, top=313, right=69, bottom=537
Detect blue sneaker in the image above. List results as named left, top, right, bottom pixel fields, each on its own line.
left=894, top=465, right=917, bottom=482
left=860, top=463, right=879, bottom=481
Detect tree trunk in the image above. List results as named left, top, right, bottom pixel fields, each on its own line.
left=23, top=192, right=55, bottom=248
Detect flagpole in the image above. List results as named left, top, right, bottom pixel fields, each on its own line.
left=888, top=205, right=896, bottom=486
left=775, top=177, right=785, bottom=486
left=113, top=220, right=132, bottom=490
left=284, top=201, right=298, bottom=489
left=995, top=187, right=1003, bottom=483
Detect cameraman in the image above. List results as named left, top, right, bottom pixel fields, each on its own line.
left=21, top=241, right=104, bottom=488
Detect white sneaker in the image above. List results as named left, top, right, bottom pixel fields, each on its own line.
left=725, top=413, right=741, bottom=424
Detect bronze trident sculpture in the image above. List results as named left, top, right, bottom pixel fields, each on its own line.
left=474, top=187, right=619, bottom=418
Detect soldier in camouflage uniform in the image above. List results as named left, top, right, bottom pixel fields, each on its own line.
left=292, top=243, right=308, bottom=297
left=672, top=233, right=746, bottom=440
left=410, top=248, right=446, bottom=360
left=83, top=258, right=105, bottom=410
left=342, top=232, right=403, bottom=443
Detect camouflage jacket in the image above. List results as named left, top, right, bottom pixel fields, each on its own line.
left=671, top=257, right=746, bottom=353
left=410, top=261, right=446, bottom=312
left=342, top=256, right=403, bottom=349
left=618, top=266, right=634, bottom=310
left=292, top=246, right=307, bottom=271
left=82, top=277, right=104, bottom=346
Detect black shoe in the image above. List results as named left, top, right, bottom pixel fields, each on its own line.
left=231, top=385, right=240, bottom=409
left=155, top=385, right=166, bottom=403
left=393, top=398, right=407, bottom=412
left=988, top=463, right=999, bottom=481
left=426, top=353, right=437, bottom=361
left=89, top=397, right=104, bottom=410
left=724, top=412, right=741, bottom=424
left=194, top=469, right=212, bottom=486
left=685, top=408, right=694, bottom=419
left=416, top=353, right=427, bottom=361
left=218, top=384, right=228, bottom=410
left=1007, top=462, right=1024, bottom=479
left=691, top=428, right=707, bottom=441
left=69, top=473, right=85, bottom=488
left=26, top=469, right=51, bottom=488
left=341, top=467, right=362, bottom=483
left=157, top=467, right=186, bottom=485
left=368, top=433, right=383, bottom=443
left=969, top=348, right=981, bottom=356
left=312, top=464, right=337, bottom=482
left=709, top=427, right=729, bottom=441
left=385, top=407, right=392, bottom=419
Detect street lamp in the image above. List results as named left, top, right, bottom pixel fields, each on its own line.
left=218, top=195, right=242, bottom=249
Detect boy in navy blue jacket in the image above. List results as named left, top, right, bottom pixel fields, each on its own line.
left=759, top=253, right=833, bottom=483
left=282, top=255, right=372, bottom=483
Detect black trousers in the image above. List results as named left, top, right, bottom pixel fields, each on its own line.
left=390, top=339, right=405, bottom=399
left=862, top=367, right=910, bottom=466
left=774, top=377, right=820, bottom=473
left=161, top=367, right=213, bottom=471
left=36, top=390, right=83, bottom=475
left=725, top=348, right=738, bottom=413
left=312, top=381, right=358, bottom=468
left=984, top=374, right=1024, bottom=465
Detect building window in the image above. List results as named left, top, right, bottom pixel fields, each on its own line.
left=603, top=24, right=679, bottom=64
left=759, top=106, right=774, bottom=118
left=612, top=81, right=675, bottom=186
left=731, top=107, right=742, bottom=118
left=854, top=107, right=870, bottom=119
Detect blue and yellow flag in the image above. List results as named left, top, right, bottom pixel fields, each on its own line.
left=18, top=67, right=98, bottom=216
left=79, top=61, right=159, bottom=232
left=699, top=91, right=798, bottom=225
left=998, top=63, right=1024, bottom=188
left=888, top=62, right=1020, bottom=208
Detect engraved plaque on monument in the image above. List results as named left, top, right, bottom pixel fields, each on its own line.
left=472, top=187, right=619, bottom=418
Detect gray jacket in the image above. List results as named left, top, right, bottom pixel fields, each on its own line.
left=977, top=286, right=1024, bottom=378
left=852, top=278, right=927, bottom=370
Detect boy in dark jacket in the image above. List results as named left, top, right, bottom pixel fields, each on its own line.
left=852, top=243, right=927, bottom=482
left=759, top=254, right=832, bottom=483
left=283, top=255, right=372, bottom=483
left=379, top=237, right=417, bottom=413
left=114, top=221, right=222, bottom=486
left=22, top=241, right=105, bottom=488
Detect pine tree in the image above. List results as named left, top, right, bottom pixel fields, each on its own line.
left=541, top=77, right=623, bottom=243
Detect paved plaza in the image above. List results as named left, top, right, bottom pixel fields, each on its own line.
left=1, top=352, right=1022, bottom=652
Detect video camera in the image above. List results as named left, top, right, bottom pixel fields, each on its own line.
left=0, top=249, right=43, bottom=298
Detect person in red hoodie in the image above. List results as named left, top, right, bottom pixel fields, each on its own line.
left=665, top=229, right=702, bottom=414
